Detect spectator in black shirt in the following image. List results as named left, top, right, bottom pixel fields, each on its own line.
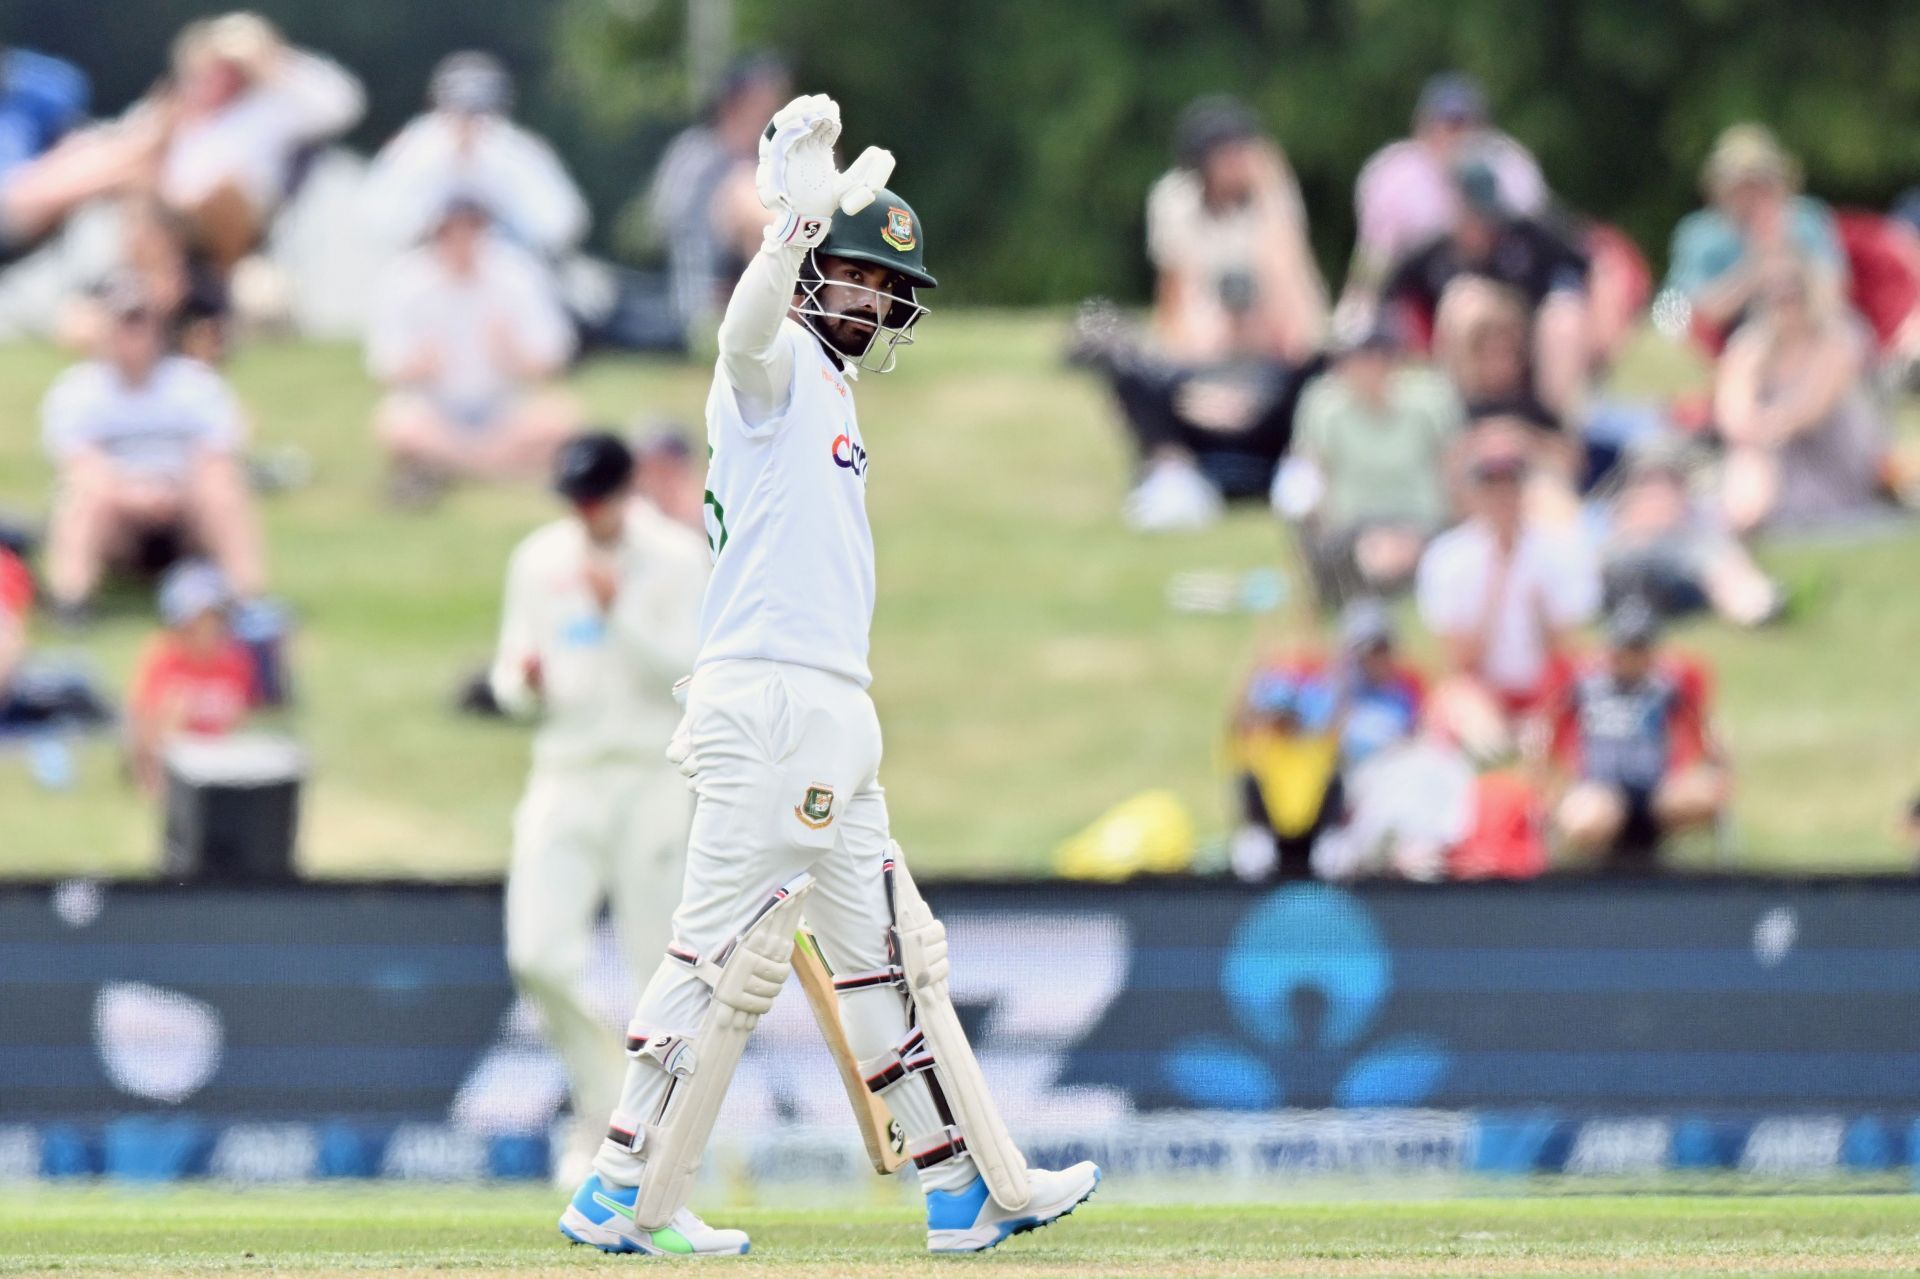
left=1383, top=159, right=1592, bottom=426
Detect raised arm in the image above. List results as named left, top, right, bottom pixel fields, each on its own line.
left=718, top=94, right=895, bottom=423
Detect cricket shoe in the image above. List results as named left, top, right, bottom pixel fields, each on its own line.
left=924, top=1161, right=1102, bottom=1253
left=558, top=1174, right=749, bottom=1257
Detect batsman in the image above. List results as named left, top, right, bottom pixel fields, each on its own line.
left=559, top=94, right=1101, bottom=1257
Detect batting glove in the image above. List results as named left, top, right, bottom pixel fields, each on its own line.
left=757, top=93, right=896, bottom=249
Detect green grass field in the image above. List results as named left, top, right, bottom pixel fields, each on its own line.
left=3, top=1186, right=1920, bottom=1277
left=0, top=317, right=1914, bottom=878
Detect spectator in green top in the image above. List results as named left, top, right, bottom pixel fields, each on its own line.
left=1276, top=319, right=1464, bottom=604
left=1662, top=124, right=1846, bottom=346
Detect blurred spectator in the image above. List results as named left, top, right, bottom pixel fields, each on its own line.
left=1662, top=124, right=1844, bottom=349
left=1547, top=600, right=1727, bottom=869
left=1907, top=793, right=1920, bottom=870
left=1279, top=320, right=1463, bottom=603
left=633, top=428, right=704, bottom=531
left=0, top=544, right=115, bottom=743
left=643, top=51, right=790, bottom=336
left=1416, top=445, right=1600, bottom=761
left=39, top=278, right=265, bottom=623
left=1148, top=95, right=1326, bottom=365
left=56, top=197, right=229, bottom=362
left=1225, top=656, right=1341, bottom=882
left=366, top=193, right=579, bottom=503
left=1436, top=281, right=1553, bottom=428
left=1885, top=187, right=1920, bottom=385
left=127, top=559, right=260, bottom=795
left=0, top=47, right=90, bottom=258
left=1713, top=254, right=1890, bottom=534
left=1079, top=95, right=1327, bottom=528
left=1342, top=71, right=1547, bottom=313
left=0, top=546, right=27, bottom=696
left=1602, top=440, right=1784, bottom=627
left=361, top=51, right=588, bottom=261
left=155, top=13, right=363, bottom=272
left=1328, top=598, right=1425, bottom=767
left=1382, top=160, right=1592, bottom=424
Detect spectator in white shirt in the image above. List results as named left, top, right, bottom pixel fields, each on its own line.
left=1416, top=439, right=1600, bottom=761
left=360, top=51, right=588, bottom=262
left=366, top=192, right=580, bottom=502
left=39, top=278, right=265, bottom=623
left=157, top=12, right=363, bottom=272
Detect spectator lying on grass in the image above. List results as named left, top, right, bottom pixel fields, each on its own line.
left=39, top=275, right=265, bottom=625
left=152, top=12, right=363, bottom=274
left=1277, top=318, right=1463, bottom=605
left=1601, top=439, right=1784, bottom=627
left=127, top=559, right=259, bottom=795
left=1545, top=599, right=1727, bottom=871
left=1713, top=253, right=1892, bottom=535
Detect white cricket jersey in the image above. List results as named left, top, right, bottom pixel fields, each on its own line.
left=697, top=318, right=876, bottom=687
left=490, top=500, right=710, bottom=770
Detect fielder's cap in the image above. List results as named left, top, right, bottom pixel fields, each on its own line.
left=430, top=51, right=512, bottom=114
left=1701, top=123, right=1798, bottom=196
left=158, top=559, right=232, bottom=627
left=1339, top=597, right=1396, bottom=654
left=1453, top=156, right=1506, bottom=217
left=1174, top=94, right=1262, bottom=169
left=553, top=431, right=634, bottom=504
left=1605, top=596, right=1663, bottom=650
left=1417, top=71, right=1489, bottom=124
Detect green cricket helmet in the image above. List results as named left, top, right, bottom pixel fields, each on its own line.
left=797, top=187, right=935, bottom=373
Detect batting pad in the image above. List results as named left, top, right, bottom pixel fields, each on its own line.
left=627, top=871, right=814, bottom=1228
left=886, top=847, right=1033, bottom=1210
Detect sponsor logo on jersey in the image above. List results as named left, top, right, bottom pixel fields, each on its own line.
left=882, top=206, right=916, bottom=251
left=832, top=432, right=869, bottom=477
left=795, top=783, right=836, bottom=829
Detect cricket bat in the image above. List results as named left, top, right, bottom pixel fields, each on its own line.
left=791, top=927, right=907, bottom=1175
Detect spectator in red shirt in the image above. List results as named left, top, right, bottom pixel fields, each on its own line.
left=128, top=559, right=258, bottom=793
left=1547, top=599, right=1728, bottom=868
left=0, top=548, right=31, bottom=697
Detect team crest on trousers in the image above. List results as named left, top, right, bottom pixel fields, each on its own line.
left=796, top=783, right=836, bottom=829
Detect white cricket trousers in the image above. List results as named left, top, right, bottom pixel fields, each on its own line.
left=506, top=758, right=689, bottom=1169
left=592, top=657, right=976, bottom=1195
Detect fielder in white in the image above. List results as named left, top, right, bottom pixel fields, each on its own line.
left=491, top=431, right=710, bottom=1185
left=558, top=95, right=1101, bottom=1257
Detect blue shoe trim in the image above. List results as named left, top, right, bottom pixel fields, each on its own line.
left=925, top=1175, right=992, bottom=1230
left=570, top=1175, right=609, bottom=1225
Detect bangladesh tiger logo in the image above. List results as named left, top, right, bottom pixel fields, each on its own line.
left=796, top=783, right=836, bottom=829
left=881, top=206, right=915, bottom=251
